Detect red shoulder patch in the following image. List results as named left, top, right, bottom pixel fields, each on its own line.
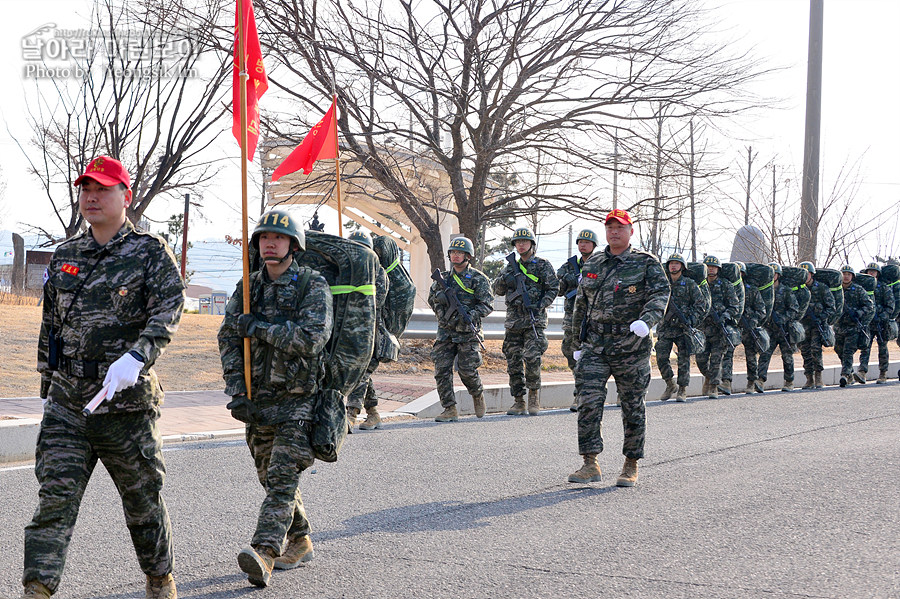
left=61, top=264, right=80, bottom=276
left=585, top=272, right=598, bottom=279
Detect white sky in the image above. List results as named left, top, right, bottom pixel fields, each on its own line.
left=0, top=0, right=898, bottom=266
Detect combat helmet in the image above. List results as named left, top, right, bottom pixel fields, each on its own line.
left=735, top=261, right=746, bottom=274
left=511, top=227, right=536, bottom=245
left=840, top=264, right=855, bottom=277
left=666, top=253, right=687, bottom=269
left=768, top=261, right=783, bottom=275
left=865, top=262, right=881, bottom=274
left=575, top=229, right=599, bottom=247
left=703, top=255, right=721, bottom=268
left=349, top=230, right=373, bottom=248
left=252, top=209, right=305, bottom=251
left=799, top=261, right=816, bottom=275
left=447, top=236, right=475, bottom=258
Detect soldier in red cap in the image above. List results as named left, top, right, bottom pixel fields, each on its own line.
left=24, top=156, right=185, bottom=599
left=568, top=209, right=669, bottom=487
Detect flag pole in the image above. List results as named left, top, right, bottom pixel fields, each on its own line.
left=237, top=0, right=252, bottom=400
left=333, top=94, right=343, bottom=238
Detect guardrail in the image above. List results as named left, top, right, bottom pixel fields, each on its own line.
left=402, top=309, right=565, bottom=340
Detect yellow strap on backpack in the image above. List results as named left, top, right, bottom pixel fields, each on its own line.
left=329, top=284, right=376, bottom=296
left=385, top=257, right=400, bottom=273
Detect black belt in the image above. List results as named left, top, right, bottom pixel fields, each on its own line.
left=58, top=356, right=108, bottom=380
left=591, top=322, right=631, bottom=335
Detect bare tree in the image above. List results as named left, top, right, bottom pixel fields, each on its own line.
left=250, top=0, right=767, bottom=269
left=13, top=0, right=231, bottom=244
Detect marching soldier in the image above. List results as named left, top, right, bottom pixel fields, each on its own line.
left=428, top=237, right=494, bottom=421
left=797, top=262, right=837, bottom=389
left=655, top=253, right=708, bottom=402
left=834, top=265, right=875, bottom=387
left=26, top=157, right=185, bottom=599
left=218, top=210, right=333, bottom=586
left=492, top=227, right=558, bottom=416
left=567, top=209, right=669, bottom=486
left=721, top=262, right=768, bottom=394
left=694, top=256, right=741, bottom=399
left=346, top=230, right=389, bottom=430
left=557, top=229, right=599, bottom=410
left=857, top=262, right=895, bottom=384
left=758, top=263, right=802, bottom=392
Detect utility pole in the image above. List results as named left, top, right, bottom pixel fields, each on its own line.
left=567, top=225, right=573, bottom=257
left=180, top=193, right=190, bottom=281
left=689, top=121, right=697, bottom=262
left=771, top=165, right=777, bottom=259
left=799, top=0, right=824, bottom=262
left=744, top=146, right=754, bottom=226
left=612, top=132, right=619, bottom=210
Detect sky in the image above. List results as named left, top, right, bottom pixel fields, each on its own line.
left=1, top=0, right=898, bottom=286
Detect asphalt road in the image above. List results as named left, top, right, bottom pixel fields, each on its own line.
left=1, top=383, right=898, bottom=598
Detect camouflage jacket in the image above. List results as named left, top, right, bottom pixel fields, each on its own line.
left=493, top=254, right=559, bottom=329
left=838, top=281, right=874, bottom=330
left=37, top=220, right=185, bottom=411
left=557, top=254, right=593, bottom=329
left=872, top=279, right=895, bottom=323
left=766, top=281, right=801, bottom=331
left=801, top=280, right=836, bottom=327
left=657, top=274, right=708, bottom=338
left=428, top=265, right=494, bottom=342
left=571, top=245, right=669, bottom=356
left=703, top=276, right=741, bottom=327
left=741, top=281, right=768, bottom=329
left=218, top=260, right=333, bottom=424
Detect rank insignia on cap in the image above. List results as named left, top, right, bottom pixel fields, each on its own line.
left=118, top=287, right=129, bottom=296
left=61, top=264, right=80, bottom=276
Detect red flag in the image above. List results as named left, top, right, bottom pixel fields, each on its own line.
left=232, top=0, right=268, bottom=160
left=271, top=100, right=338, bottom=182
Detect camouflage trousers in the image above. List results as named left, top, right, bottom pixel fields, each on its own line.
left=433, top=338, right=484, bottom=408
left=502, top=327, right=549, bottom=398
left=655, top=334, right=692, bottom=387
left=722, top=330, right=760, bottom=382
left=695, top=328, right=728, bottom=385
left=561, top=325, right=577, bottom=370
left=347, top=357, right=379, bottom=411
left=858, top=325, right=890, bottom=374
left=245, top=420, right=314, bottom=553
left=798, top=322, right=826, bottom=376
left=758, top=330, right=794, bottom=382
left=834, top=327, right=862, bottom=377
left=24, top=402, right=171, bottom=592
left=574, top=347, right=648, bottom=459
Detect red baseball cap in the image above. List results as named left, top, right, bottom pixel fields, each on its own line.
left=605, top=209, right=633, bottom=226
left=73, top=156, right=131, bottom=189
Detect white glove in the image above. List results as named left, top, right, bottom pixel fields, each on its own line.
left=573, top=350, right=583, bottom=362
left=629, top=320, right=650, bottom=338
left=103, top=353, right=144, bottom=400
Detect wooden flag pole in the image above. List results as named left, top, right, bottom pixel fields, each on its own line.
left=237, top=0, right=252, bottom=399
left=333, top=95, right=343, bottom=238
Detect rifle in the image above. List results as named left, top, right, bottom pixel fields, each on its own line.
left=740, top=314, right=763, bottom=350
left=667, top=294, right=704, bottom=354
left=505, top=252, right=540, bottom=340
left=805, top=308, right=832, bottom=343
left=564, top=256, right=580, bottom=300
left=846, top=309, right=871, bottom=346
left=770, top=311, right=792, bottom=345
left=708, top=306, right=736, bottom=349
left=431, top=269, right=486, bottom=351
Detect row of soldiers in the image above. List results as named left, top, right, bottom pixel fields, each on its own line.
left=656, top=255, right=896, bottom=401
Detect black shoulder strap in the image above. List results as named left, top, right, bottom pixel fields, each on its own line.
left=294, top=267, right=312, bottom=300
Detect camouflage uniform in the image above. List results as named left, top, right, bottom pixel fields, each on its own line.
left=799, top=280, right=837, bottom=378
left=723, top=280, right=768, bottom=383
left=347, top=265, right=389, bottom=412
left=858, top=278, right=895, bottom=376
left=26, top=220, right=185, bottom=592
left=557, top=255, right=588, bottom=370
left=428, top=266, right=494, bottom=408
left=758, top=281, right=802, bottom=383
left=834, top=281, right=874, bottom=378
left=493, top=255, right=558, bottom=397
left=655, top=274, right=707, bottom=387
left=218, top=260, right=333, bottom=555
left=571, top=246, right=669, bottom=458
left=695, top=277, right=741, bottom=387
